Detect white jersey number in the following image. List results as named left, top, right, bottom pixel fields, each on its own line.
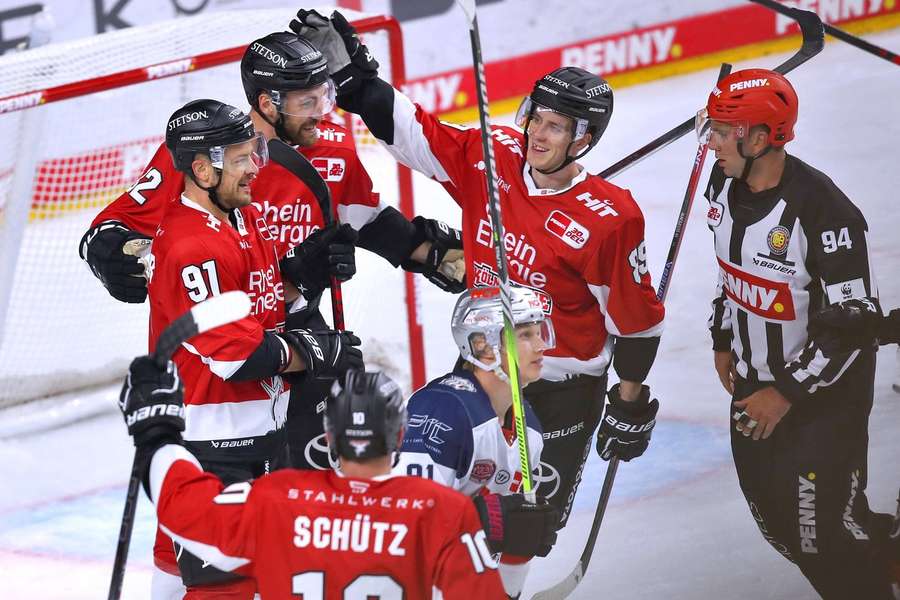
left=821, top=227, right=853, bottom=254
left=460, top=530, right=498, bottom=573
left=292, top=572, right=403, bottom=599
left=181, top=260, right=221, bottom=302
left=127, top=168, right=163, bottom=205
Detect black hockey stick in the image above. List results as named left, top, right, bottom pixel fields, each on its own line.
left=267, top=138, right=346, bottom=330
left=456, top=0, right=536, bottom=501
left=750, top=0, right=900, bottom=66
left=108, top=291, right=251, bottom=600
left=598, top=7, right=823, bottom=180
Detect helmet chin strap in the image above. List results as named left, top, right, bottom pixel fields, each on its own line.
left=191, top=169, right=231, bottom=214
left=736, top=140, right=774, bottom=181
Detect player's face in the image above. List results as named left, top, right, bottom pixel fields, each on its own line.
left=217, top=140, right=261, bottom=207
left=708, top=120, right=770, bottom=178
left=276, top=85, right=335, bottom=147
left=281, top=112, right=321, bottom=147
left=501, top=322, right=547, bottom=384
left=525, top=109, right=586, bottom=172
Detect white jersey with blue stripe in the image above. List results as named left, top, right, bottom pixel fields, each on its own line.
left=393, top=368, right=544, bottom=498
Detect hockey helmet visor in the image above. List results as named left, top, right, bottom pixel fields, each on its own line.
left=269, top=79, right=336, bottom=119
left=695, top=108, right=753, bottom=145
left=515, top=97, right=591, bottom=142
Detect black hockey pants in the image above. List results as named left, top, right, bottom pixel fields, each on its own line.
left=525, top=373, right=607, bottom=529
left=731, top=352, right=894, bottom=599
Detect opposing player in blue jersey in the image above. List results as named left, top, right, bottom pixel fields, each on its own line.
left=394, top=286, right=560, bottom=599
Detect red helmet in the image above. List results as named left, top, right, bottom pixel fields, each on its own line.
left=705, top=68, right=798, bottom=146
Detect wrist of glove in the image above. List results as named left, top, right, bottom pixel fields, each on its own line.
left=884, top=309, right=900, bottom=346
left=80, top=222, right=152, bottom=303
left=473, top=493, right=559, bottom=557
left=280, top=223, right=358, bottom=301
left=808, top=297, right=883, bottom=355
left=118, top=356, right=185, bottom=451
left=290, top=9, right=379, bottom=95
left=596, top=383, right=658, bottom=462
left=400, top=216, right=466, bottom=293
left=279, top=329, right=364, bottom=380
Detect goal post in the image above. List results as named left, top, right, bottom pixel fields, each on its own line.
left=0, top=7, right=425, bottom=417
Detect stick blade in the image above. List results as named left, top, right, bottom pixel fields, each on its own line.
left=192, top=290, right=252, bottom=334
left=455, top=0, right=477, bottom=24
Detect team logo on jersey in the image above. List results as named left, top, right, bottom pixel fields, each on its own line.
left=311, top=157, right=346, bottom=181
left=470, top=459, right=496, bottom=483
left=545, top=210, right=589, bottom=249
left=472, top=264, right=554, bottom=315
left=718, top=258, right=796, bottom=321
left=349, top=480, right=370, bottom=494
left=707, top=199, right=724, bottom=227
left=766, top=226, right=790, bottom=256
left=438, top=375, right=476, bottom=392
left=255, top=217, right=274, bottom=241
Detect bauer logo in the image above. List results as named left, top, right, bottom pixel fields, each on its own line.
left=545, top=210, right=589, bottom=249
left=311, top=157, right=345, bottom=182
left=729, top=78, right=769, bottom=92
left=718, top=258, right=796, bottom=321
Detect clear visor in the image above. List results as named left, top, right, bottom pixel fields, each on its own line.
left=270, top=80, right=337, bottom=118
left=208, top=132, right=268, bottom=172
left=695, top=108, right=749, bottom=145
left=515, top=97, right=589, bottom=141
left=463, top=317, right=555, bottom=373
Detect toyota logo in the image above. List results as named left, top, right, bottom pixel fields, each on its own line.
left=534, top=461, right=560, bottom=498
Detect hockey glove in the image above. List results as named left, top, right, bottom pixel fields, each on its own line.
left=118, top=356, right=185, bottom=451
left=280, top=329, right=364, bottom=380
left=808, top=297, right=892, bottom=354
left=290, top=9, right=380, bottom=95
left=473, top=493, right=559, bottom=557
left=280, top=223, right=358, bottom=301
left=596, top=383, right=658, bottom=462
left=400, top=216, right=466, bottom=294
left=79, top=222, right=152, bottom=303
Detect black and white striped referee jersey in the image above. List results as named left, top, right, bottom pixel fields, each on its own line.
left=705, top=155, right=877, bottom=403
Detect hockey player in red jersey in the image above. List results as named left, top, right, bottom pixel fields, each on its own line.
left=149, top=98, right=363, bottom=598
left=700, top=68, right=897, bottom=598
left=117, top=355, right=507, bottom=599
left=78, top=31, right=465, bottom=472
left=292, top=9, right=665, bottom=530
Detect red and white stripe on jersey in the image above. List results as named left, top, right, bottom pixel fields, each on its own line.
left=146, top=444, right=506, bottom=599
left=93, top=121, right=383, bottom=258
left=148, top=196, right=288, bottom=441
left=378, top=91, right=664, bottom=380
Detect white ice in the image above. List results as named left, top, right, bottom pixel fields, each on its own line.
left=2, top=27, right=899, bottom=600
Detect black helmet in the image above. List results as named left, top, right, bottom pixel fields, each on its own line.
left=241, top=32, right=330, bottom=108
left=516, top=67, right=614, bottom=173
left=325, top=369, right=406, bottom=462
left=164, top=98, right=257, bottom=174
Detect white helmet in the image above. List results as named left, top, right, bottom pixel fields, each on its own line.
left=451, top=285, right=556, bottom=378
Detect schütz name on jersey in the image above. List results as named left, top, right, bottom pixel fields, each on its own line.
left=293, top=514, right=408, bottom=556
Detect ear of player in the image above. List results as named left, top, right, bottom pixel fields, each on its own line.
left=290, top=9, right=380, bottom=96
left=596, top=383, right=659, bottom=462
left=473, top=492, right=560, bottom=558
left=400, top=216, right=467, bottom=293
left=280, top=223, right=358, bottom=301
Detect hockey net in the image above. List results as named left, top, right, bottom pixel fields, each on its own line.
left=0, top=8, right=424, bottom=426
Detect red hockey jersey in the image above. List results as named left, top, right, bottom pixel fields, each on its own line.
left=381, top=94, right=665, bottom=380
left=93, top=121, right=382, bottom=259
left=147, top=444, right=506, bottom=599
left=148, top=196, right=288, bottom=442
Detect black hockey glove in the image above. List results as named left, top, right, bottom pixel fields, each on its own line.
left=596, top=383, right=658, bottom=462
left=290, top=9, right=380, bottom=96
left=280, top=329, right=364, bottom=380
left=118, top=356, right=185, bottom=451
left=808, top=297, right=892, bottom=354
left=473, top=493, right=559, bottom=557
left=400, top=216, right=466, bottom=294
left=280, top=223, right=358, bottom=301
left=79, top=222, right=152, bottom=303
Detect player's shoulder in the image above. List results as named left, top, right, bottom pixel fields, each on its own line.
left=411, top=370, right=495, bottom=426
left=306, top=120, right=357, bottom=153
left=385, top=473, right=475, bottom=513
left=581, top=173, right=643, bottom=215
left=155, top=201, right=229, bottom=255
left=788, top=154, right=863, bottom=224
